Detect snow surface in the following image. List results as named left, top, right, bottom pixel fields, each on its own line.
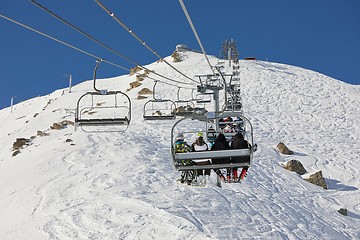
left=1, top=52, right=359, bottom=239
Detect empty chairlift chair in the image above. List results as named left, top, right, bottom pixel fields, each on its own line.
left=174, top=87, right=196, bottom=117
left=75, top=59, right=131, bottom=132
left=143, top=80, right=177, bottom=122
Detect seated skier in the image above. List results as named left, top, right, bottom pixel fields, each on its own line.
left=174, top=133, right=191, bottom=155
left=206, top=125, right=216, bottom=148
left=230, top=132, right=250, bottom=181
left=174, top=132, right=194, bottom=184
left=191, top=132, right=210, bottom=184
left=211, top=133, right=231, bottom=181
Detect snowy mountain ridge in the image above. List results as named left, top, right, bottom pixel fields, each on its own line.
left=0, top=52, right=360, bottom=239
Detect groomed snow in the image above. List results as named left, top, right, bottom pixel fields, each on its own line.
left=0, top=52, right=359, bottom=239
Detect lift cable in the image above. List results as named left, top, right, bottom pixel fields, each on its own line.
left=0, top=13, right=129, bottom=71
left=29, top=0, right=194, bottom=87
left=94, top=0, right=200, bottom=85
left=178, top=0, right=216, bottom=76
left=147, top=75, right=195, bottom=90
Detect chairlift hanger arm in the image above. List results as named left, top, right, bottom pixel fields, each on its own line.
left=152, top=80, right=160, bottom=100
left=93, top=59, right=103, bottom=93
left=177, top=87, right=181, bottom=101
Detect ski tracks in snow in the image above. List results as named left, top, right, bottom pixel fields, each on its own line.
left=31, top=127, right=210, bottom=239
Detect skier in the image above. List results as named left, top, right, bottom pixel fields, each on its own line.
left=174, top=132, right=193, bottom=184
left=211, top=133, right=231, bottom=181
left=174, top=133, right=191, bottom=154
left=230, top=132, right=250, bottom=181
left=206, top=125, right=216, bottom=148
left=191, top=132, right=210, bottom=184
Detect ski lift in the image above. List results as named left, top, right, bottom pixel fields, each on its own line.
left=75, top=59, right=131, bottom=132
left=143, top=80, right=177, bottom=122
left=171, top=112, right=257, bottom=186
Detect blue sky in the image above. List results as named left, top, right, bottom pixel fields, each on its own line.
left=1, top=0, right=359, bottom=109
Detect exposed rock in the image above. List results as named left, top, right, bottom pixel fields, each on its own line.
left=338, top=208, right=348, bottom=216
left=304, top=171, right=327, bottom=189
left=50, top=120, right=74, bottom=130
left=62, top=120, right=74, bottom=126
left=283, top=159, right=307, bottom=175
left=136, top=72, right=148, bottom=82
left=12, top=150, right=21, bottom=157
left=37, top=130, right=49, bottom=137
left=129, top=66, right=142, bottom=76
left=138, top=88, right=152, bottom=96
left=51, top=122, right=63, bottom=130
left=137, top=95, right=148, bottom=100
left=277, top=142, right=294, bottom=155
left=43, top=99, right=53, bottom=110
left=153, top=110, right=163, bottom=116
left=130, top=81, right=142, bottom=89
left=65, top=138, right=73, bottom=143
left=171, top=51, right=182, bottom=62
left=175, top=105, right=194, bottom=113
left=83, top=110, right=97, bottom=115
left=13, top=138, right=31, bottom=151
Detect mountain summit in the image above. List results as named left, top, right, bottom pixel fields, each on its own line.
left=1, top=52, right=359, bottom=239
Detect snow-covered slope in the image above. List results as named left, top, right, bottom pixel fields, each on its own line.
left=1, top=52, right=359, bottom=239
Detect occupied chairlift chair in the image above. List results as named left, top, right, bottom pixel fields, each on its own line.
left=143, top=80, right=177, bottom=122
left=171, top=112, right=257, bottom=186
left=75, top=59, right=131, bottom=132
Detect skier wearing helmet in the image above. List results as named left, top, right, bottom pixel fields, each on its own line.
left=174, top=132, right=194, bottom=184
left=191, top=132, right=211, bottom=184
left=174, top=133, right=191, bottom=153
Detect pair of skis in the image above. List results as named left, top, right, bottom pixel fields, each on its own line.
left=178, top=168, right=248, bottom=188
left=214, top=168, right=247, bottom=188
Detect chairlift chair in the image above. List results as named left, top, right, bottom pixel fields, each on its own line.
left=174, top=87, right=196, bottom=117
left=75, top=59, right=131, bottom=132
left=188, top=89, right=209, bottom=116
left=143, top=80, right=177, bottom=122
left=171, top=112, right=257, bottom=186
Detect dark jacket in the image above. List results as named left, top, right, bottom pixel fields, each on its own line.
left=231, top=133, right=249, bottom=149
left=211, top=133, right=230, bottom=164
left=231, top=133, right=250, bottom=163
